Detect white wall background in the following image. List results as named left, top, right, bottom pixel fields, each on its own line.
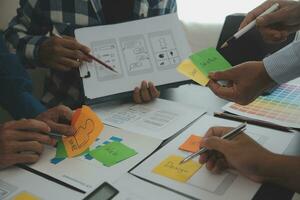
left=0, top=0, right=19, bottom=29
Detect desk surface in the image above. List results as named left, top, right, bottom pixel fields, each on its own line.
left=1, top=84, right=299, bottom=200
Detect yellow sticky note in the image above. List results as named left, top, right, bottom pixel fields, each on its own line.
left=63, top=105, right=104, bottom=157
left=179, top=135, right=202, bottom=153
left=12, top=191, right=41, bottom=200
left=177, top=59, right=209, bottom=86
left=152, top=155, right=201, bottom=182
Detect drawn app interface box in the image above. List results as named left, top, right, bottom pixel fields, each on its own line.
left=75, top=14, right=191, bottom=100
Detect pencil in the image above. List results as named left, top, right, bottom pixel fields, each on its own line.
left=51, top=32, right=118, bottom=73
left=220, top=3, right=279, bottom=48
left=214, top=112, right=295, bottom=133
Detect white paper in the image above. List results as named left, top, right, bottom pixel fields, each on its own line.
left=93, top=98, right=206, bottom=140
left=26, top=125, right=162, bottom=192
left=75, top=13, right=191, bottom=99
left=132, top=115, right=294, bottom=200
left=112, top=174, right=190, bottom=200
left=0, top=168, right=84, bottom=200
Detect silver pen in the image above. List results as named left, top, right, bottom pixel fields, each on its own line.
left=180, top=122, right=247, bottom=164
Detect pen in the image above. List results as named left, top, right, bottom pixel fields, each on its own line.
left=220, top=3, right=279, bottom=48
left=179, top=122, right=247, bottom=164
left=214, top=112, right=296, bottom=133
left=51, top=32, right=118, bottom=73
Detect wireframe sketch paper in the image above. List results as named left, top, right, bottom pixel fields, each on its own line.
left=93, top=98, right=206, bottom=140
left=25, top=125, right=161, bottom=192
left=75, top=13, right=191, bottom=100
left=132, top=115, right=294, bottom=200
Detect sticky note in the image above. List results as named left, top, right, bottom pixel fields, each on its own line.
left=190, top=48, right=231, bottom=76
left=177, top=59, right=209, bottom=86
left=152, top=155, right=201, bottom=182
left=179, top=135, right=202, bottom=153
left=89, top=142, right=137, bottom=167
left=63, top=105, right=104, bottom=157
left=55, top=140, right=67, bottom=158
left=12, top=191, right=41, bottom=200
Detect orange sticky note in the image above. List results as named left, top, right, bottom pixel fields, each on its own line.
left=179, top=135, right=202, bottom=153
left=63, top=105, right=104, bottom=157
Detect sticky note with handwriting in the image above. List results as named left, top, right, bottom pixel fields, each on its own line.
left=152, top=155, right=201, bottom=182
left=63, top=105, right=104, bottom=157
left=89, top=142, right=137, bottom=167
left=179, top=135, right=202, bottom=153
left=190, top=48, right=231, bottom=76
left=177, top=60, right=209, bottom=86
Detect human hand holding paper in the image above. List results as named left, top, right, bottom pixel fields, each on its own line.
left=177, top=48, right=231, bottom=86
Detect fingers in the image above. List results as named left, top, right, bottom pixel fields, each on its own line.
left=133, top=81, right=160, bottom=104
left=0, top=154, right=40, bottom=168
left=14, top=141, right=44, bottom=154
left=202, top=136, right=230, bottom=153
left=4, top=119, right=50, bottom=134
left=45, top=121, right=74, bottom=136
left=207, top=80, right=235, bottom=101
left=61, top=38, right=91, bottom=54
left=257, top=8, right=289, bottom=27
left=239, top=1, right=274, bottom=29
left=9, top=130, right=52, bottom=145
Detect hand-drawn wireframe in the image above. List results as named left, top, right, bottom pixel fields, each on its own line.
left=70, top=119, right=95, bottom=151
left=120, top=35, right=154, bottom=76
left=149, top=30, right=181, bottom=70
left=91, top=39, right=123, bottom=81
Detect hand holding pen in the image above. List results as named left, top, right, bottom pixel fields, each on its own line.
left=198, top=126, right=275, bottom=182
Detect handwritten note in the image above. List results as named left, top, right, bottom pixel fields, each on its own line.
left=63, top=105, right=104, bottom=157
left=177, top=60, right=209, bottom=86
left=152, top=155, right=201, bottom=182
left=89, top=142, right=137, bottom=167
left=190, top=48, right=231, bottom=76
left=179, top=135, right=202, bottom=153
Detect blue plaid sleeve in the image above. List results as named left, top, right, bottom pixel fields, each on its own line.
left=4, top=0, right=49, bottom=67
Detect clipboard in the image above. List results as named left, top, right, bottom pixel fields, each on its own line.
left=75, top=14, right=192, bottom=105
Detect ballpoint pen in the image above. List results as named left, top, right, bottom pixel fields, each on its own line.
left=51, top=32, right=118, bottom=73
left=180, top=122, right=247, bottom=164
left=220, top=3, right=279, bottom=48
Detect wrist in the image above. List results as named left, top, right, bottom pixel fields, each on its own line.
left=257, top=153, right=283, bottom=183
left=258, top=61, right=277, bottom=90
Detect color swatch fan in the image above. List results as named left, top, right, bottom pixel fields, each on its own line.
left=223, top=83, right=300, bottom=128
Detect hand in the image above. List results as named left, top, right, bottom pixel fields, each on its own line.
left=0, top=119, right=55, bottom=169
left=39, top=36, right=92, bottom=71
left=133, top=81, right=160, bottom=104
left=199, top=126, right=274, bottom=182
left=208, top=61, right=276, bottom=105
left=240, top=0, right=300, bottom=43
left=36, top=105, right=74, bottom=136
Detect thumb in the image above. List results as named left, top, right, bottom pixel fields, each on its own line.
left=208, top=69, right=235, bottom=81
left=202, top=136, right=229, bottom=153
left=257, top=10, right=288, bottom=27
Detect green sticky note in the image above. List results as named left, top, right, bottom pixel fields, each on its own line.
left=190, top=48, right=231, bottom=76
left=55, top=140, right=67, bottom=158
left=89, top=142, right=137, bottom=167
left=55, top=140, right=89, bottom=159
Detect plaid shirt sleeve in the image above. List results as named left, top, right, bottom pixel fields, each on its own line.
left=4, top=0, right=49, bottom=67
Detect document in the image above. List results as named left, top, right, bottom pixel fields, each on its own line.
left=75, top=13, right=191, bottom=100
left=25, top=125, right=162, bottom=192
left=93, top=98, right=206, bottom=140
left=132, top=115, right=294, bottom=200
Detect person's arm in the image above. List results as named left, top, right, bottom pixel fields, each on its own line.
left=263, top=39, right=300, bottom=84
left=4, top=0, right=49, bottom=67
left=199, top=127, right=300, bottom=193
